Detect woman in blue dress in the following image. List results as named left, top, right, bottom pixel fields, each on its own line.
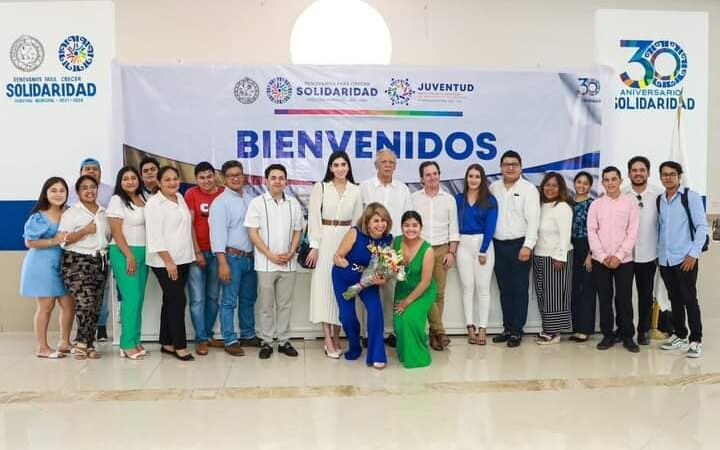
left=19, top=177, right=74, bottom=358
left=332, top=202, right=393, bottom=369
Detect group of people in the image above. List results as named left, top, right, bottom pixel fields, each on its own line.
left=19, top=148, right=708, bottom=369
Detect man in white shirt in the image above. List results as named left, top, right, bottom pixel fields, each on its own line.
left=244, top=164, right=304, bottom=359
left=625, top=156, right=663, bottom=345
left=359, top=150, right=412, bottom=347
left=411, top=161, right=459, bottom=351
left=489, top=150, right=541, bottom=347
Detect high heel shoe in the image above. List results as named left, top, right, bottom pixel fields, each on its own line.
left=120, top=349, right=145, bottom=360
left=323, top=345, right=341, bottom=359
left=372, top=362, right=386, bottom=370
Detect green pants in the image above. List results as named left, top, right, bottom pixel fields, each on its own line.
left=109, top=245, right=148, bottom=350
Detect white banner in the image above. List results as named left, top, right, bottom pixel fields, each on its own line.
left=121, top=64, right=611, bottom=196
left=595, top=9, right=708, bottom=197
left=0, top=1, right=115, bottom=249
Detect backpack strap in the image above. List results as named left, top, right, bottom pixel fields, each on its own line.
left=680, top=187, right=696, bottom=241
left=655, top=193, right=661, bottom=213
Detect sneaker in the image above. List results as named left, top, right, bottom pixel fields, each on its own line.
left=278, top=342, right=299, bottom=357
left=259, top=344, right=273, bottom=359
left=686, top=342, right=703, bottom=359
left=239, top=336, right=262, bottom=347
left=96, top=325, right=108, bottom=342
left=660, top=335, right=689, bottom=351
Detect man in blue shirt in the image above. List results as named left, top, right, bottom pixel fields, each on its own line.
left=657, top=161, right=707, bottom=358
left=209, top=160, right=258, bottom=357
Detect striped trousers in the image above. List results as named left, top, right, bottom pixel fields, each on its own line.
left=532, top=253, right=573, bottom=334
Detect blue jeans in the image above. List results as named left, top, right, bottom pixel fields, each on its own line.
left=187, top=251, right=220, bottom=342
left=220, top=254, right=257, bottom=344
left=97, top=280, right=110, bottom=327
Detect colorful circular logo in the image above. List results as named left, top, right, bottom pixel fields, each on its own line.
left=58, top=35, right=95, bottom=72
left=234, top=77, right=260, bottom=104
left=385, top=78, right=415, bottom=106
left=9, top=35, right=45, bottom=72
left=266, top=77, right=292, bottom=104
left=619, top=39, right=687, bottom=89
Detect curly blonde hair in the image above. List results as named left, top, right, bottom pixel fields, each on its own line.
left=357, top=202, right=393, bottom=237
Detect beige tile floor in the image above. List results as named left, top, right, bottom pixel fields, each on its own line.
left=0, top=321, right=718, bottom=450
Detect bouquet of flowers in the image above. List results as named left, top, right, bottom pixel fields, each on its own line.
left=342, top=243, right=406, bottom=300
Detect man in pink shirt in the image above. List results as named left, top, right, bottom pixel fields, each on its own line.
left=587, top=166, right=640, bottom=352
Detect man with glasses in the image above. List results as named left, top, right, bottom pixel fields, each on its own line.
left=657, top=161, right=707, bottom=358
left=588, top=166, right=640, bottom=352
left=623, top=156, right=663, bottom=345
left=209, top=161, right=259, bottom=357
left=489, top=150, right=540, bottom=347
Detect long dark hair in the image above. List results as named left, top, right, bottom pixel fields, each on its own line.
left=462, top=164, right=491, bottom=208
left=30, top=177, right=69, bottom=214
left=540, top=172, right=571, bottom=205
left=114, top=166, right=145, bottom=209
left=322, top=151, right=356, bottom=184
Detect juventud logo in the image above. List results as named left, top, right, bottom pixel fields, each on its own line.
left=9, top=35, right=45, bottom=72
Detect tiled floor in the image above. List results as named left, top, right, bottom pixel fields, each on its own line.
left=0, top=322, right=718, bottom=450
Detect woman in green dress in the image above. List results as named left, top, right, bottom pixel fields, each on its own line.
left=393, top=211, right=436, bottom=369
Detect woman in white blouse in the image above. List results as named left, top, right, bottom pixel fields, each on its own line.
left=107, top=166, right=148, bottom=359
left=59, top=175, right=111, bottom=359
left=532, top=172, right=574, bottom=344
left=145, top=166, right=196, bottom=361
left=305, top=151, right=363, bottom=358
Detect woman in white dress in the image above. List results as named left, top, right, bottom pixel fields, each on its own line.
left=305, top=151, right=363, bottom=358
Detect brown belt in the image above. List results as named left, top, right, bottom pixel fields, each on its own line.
left=226, top=247, right=253, bottom=257
left=322, top=219, right=352, bottom=226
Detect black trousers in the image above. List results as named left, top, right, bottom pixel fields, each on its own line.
left=571, top=238, right=596, bottom=334
left=659, top=263, right=702, bottom=342
left=493, top=238, right=531, bottom=336
left=152, top=264, right=190, bottom=350
left=593, top=261, right=634, bottom=338
left=633, top=260, right=657, bottom=333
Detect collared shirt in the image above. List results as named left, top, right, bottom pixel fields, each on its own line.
left=411, top=188, right=460, bottom=246
left=59, top=202, right=110, bottom=255
left=209, top=186, right=253, bottom=254
left=624, top=184, right=663, bottom=263
left=534, top=202, right=573, bottom=262
left=455, top=193, right=498, bottom=254
left=360, top=176, right=412, bottom=236
left=106, top=195, right=146, bottom=246
left=244, top=191, right=304, bottom=272
left=658, top=188, right=708, bottom=267
left=144, top=192, right=195, bottom=267
left=67, top=182, right=114, bottom=208
left=489, top=177, right=541, bottom=249
left=587, top=193, right=639, bottom=264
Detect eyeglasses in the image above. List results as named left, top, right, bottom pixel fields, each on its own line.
left=225, top=173, right=244, bottom=180
left=660, top=172, right=679, bottom=179
left=635, top=194, right=644, bottom=208
left=502, top=162, right=520, bottom=168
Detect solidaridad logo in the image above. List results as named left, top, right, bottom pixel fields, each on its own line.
left=619, top=39, right=687, bottom=89
left=58, top=35, right=94, bottom=72
left=234, top=77, right=259, bottom=104
left=266, top=77, right=292, bottom=104
left=385, top=78, right=415, bottom=106
left=9, top=35, right=45, bottom=72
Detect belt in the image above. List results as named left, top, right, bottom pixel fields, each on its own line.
left=226, top=247, right=253, bottom=257
left=322, top=219, right=352, bottom=226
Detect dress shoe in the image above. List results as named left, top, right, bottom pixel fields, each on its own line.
left=507, top=335, right=522, bottom=348
left=361, top=337, right=368, bottom=348
left=623, top=338, right=640, bottom=353
left=278, top=342, right=299, bottom=357
left=637, top=332, right=650, bottom=346
left=384, top=334, right=397, bottom=348
left=196, top=341, right=209, bottom=356
left=429, top=333, right=443, bottom=351
left=160, top=346, right=176, bottom=355
left=207, top=338, right=225, bottom=348
left=259, top=343, right=273, bottom=359
left=239, top=336, right=262, bottom=347
left=492, top=333, right=510, bottom=343
left=174, top=351, right=195, bottom=361
left=224, top=342, right=246, bottom=357
left=596, top=335, right=615, bottom=350
left=438, top=333, right=451, bottom=347
left=612, top=331, right=623, bottom=344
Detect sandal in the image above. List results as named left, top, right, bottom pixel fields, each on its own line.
left=36, top=350, right=65, bottom=359
left=57, top=345, right=74, bottom=354
left=120, top=349, right=145, bottom=360
left=477, top=327, right=487, bottom=346
left=86, top=348, right=101, bottom=359
left=467, top=325, right=480, bottom=345
left=72, top=346, right=88, bottom=360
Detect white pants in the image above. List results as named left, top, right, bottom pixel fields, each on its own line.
left=456, top=234, right=495, bottom=327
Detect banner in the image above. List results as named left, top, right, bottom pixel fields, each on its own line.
left=120, top=64, right=611, bottom=209
left=595, top=9, right=708, bottom=199
left=0, top=1, right=115, bottom=250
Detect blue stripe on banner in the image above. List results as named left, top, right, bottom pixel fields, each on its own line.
left=0, top=200, right=36, bottom=251
left=486, top=151, right=601, bottom=177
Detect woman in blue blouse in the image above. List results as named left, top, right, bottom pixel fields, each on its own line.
left=569, top=171, right=596, bottom=342
left=19, top=177, right=74, bottom=358
left=455, top=164, right=498, bottom=345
